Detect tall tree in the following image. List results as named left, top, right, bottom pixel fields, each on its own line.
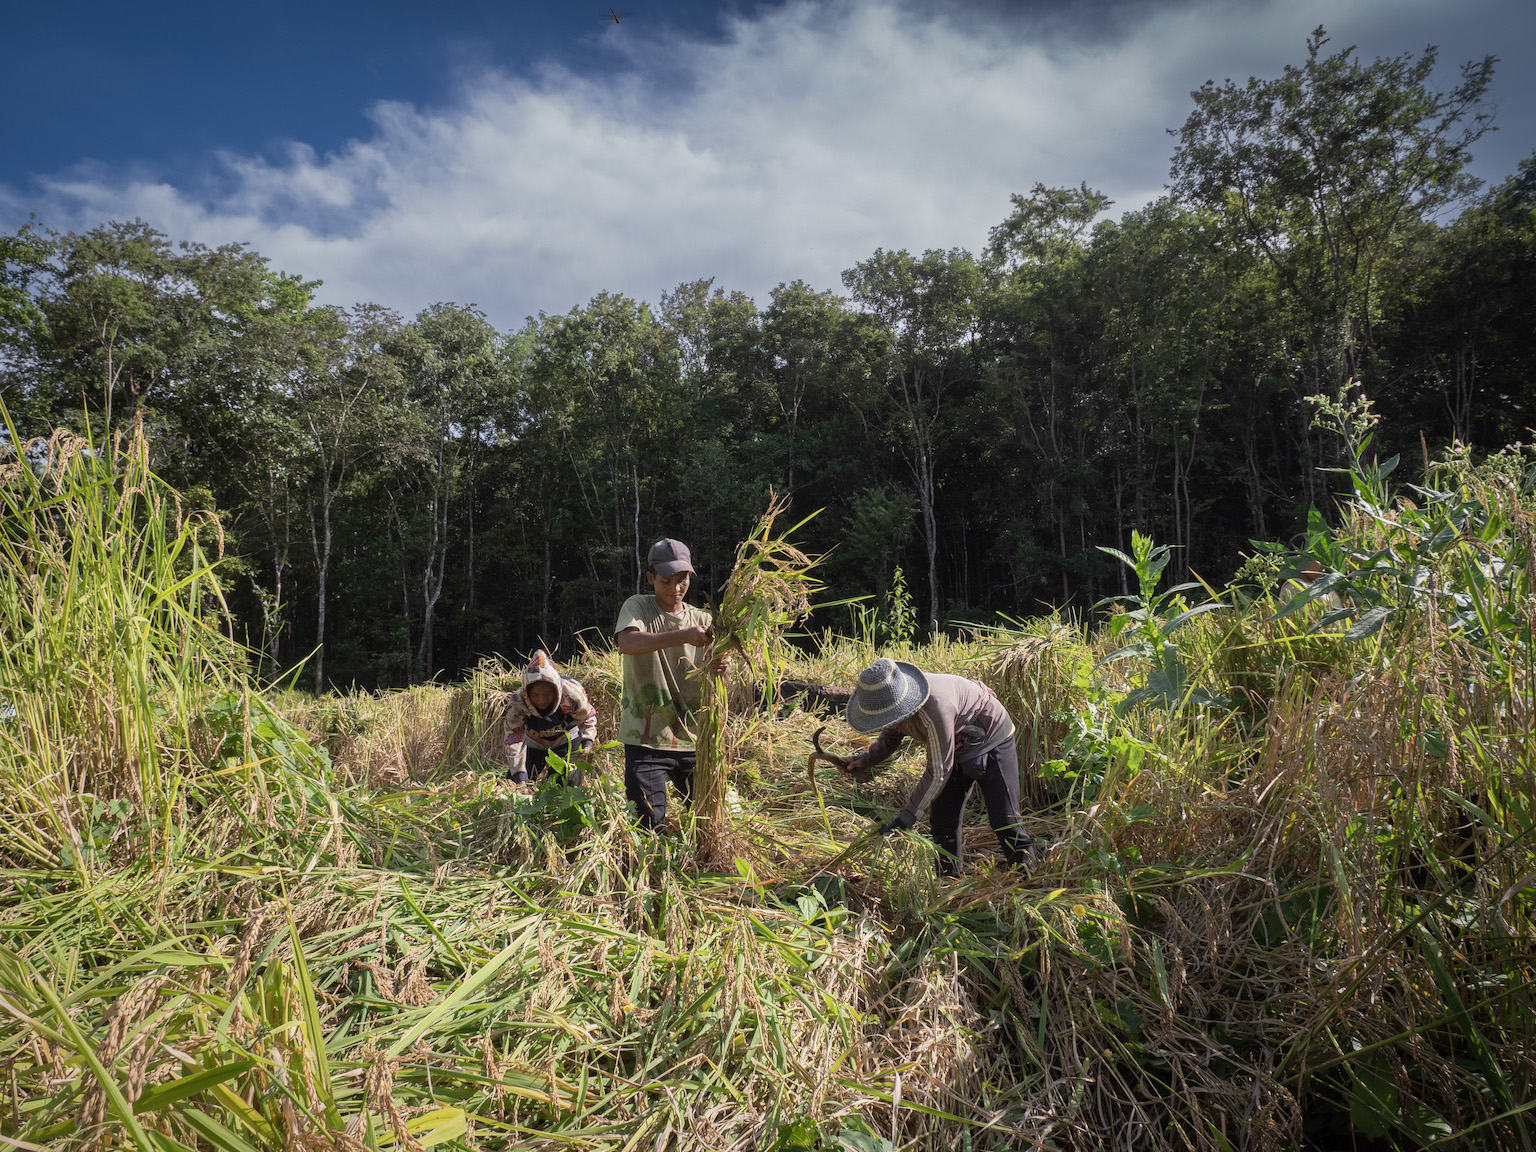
left=844, top=248, right=982, bottom=631
left=983, top=184, right=1112, bottom=604
left=294, top=305, right=402, bottom=693
left=1171, top=27, right=1494, bottom=389
left=521, top=294, right=678, bottom=627
left=26, top=222, right=274, bottom=434
left=392, top=303, right=505, bottom=680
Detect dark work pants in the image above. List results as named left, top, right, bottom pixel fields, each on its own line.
left=928, top=737, right=1032, bottom=878
left=624, top=745, right=695, bottom=832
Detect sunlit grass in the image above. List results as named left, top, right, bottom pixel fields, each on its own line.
left=2, top=414, right=1535, bottom=1149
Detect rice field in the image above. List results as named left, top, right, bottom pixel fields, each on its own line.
left=2, top=418, right=1535, bottom=1150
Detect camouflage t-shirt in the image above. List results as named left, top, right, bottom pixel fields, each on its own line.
left=614, top=594, right=712, bottom=750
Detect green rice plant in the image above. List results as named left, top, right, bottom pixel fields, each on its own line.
left=694, top=495, right=823, bottom=866
left=0, top=408, right=244, bottom=872
left=9, top=401, right=1536, bottom=1150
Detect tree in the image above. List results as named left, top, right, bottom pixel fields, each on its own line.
left=761, top=280, right=845, bottom=500
left=392, top=303, right=505, bottom=680
left=982, top=185, right=1112, bottom=605
left=293, top=305, right=403, bottom=693
left=520, top=294, right=679, bottom=630
left=27, top=222, right=276, bottom=434
left=1094, top=199, right=1246, bottom=579
left=1381, top=154, right=1536, bottom=445
left=1171, top=28, right=1494, bottom=388
left=0, top=226, right=49, bottom=363
left=843, top=248, right=982, bottom=632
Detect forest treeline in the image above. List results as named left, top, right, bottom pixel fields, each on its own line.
left=2, top=30, right=1533, bottom=690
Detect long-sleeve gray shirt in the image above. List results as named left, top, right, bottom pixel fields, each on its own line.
left=850, top=672, right=1016, bottom=826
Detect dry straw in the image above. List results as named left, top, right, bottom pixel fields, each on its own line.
left=693, top=495, right=822, bottom=865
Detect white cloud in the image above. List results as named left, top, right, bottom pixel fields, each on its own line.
left=6, top=0, right=1530, bottom=326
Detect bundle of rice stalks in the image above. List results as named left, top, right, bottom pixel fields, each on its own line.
left=446, top=658, right=518, bottom=772
left=695, top=495, right=822, bottom=865
left=972, top=615, right=1092, bottom=806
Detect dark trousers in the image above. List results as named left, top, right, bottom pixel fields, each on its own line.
left=510, top=740, right=585, bottom=786
left=624, top=745, right=694, bottom=832
left=929, top=737, right=1032, bottom=878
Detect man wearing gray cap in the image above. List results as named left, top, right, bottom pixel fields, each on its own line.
left=841, top=657, right=1034, bottom=876
left=614, top=538, right=726, bottom=831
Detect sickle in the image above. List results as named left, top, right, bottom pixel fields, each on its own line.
left=806, top=724, right=854, bottom=798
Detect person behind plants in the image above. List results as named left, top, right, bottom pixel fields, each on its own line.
left=503, top=649, right=598, bottom=786
left=840, top=657, right=1035, bottom=877
left=614, top=538, right=729, bottom=831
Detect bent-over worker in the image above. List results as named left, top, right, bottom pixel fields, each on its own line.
left=843, top=658, right=1035, bottom=877
left=503, top=649, right=598, bottom=785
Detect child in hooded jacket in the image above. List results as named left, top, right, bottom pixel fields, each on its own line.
left=504, top=650, right=599, bottom=785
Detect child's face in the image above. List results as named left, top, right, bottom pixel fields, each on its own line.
left=527, top=681, right=558, bottom=711
left=646, top=569, right=691, bottom=611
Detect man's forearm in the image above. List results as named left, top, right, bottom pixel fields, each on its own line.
left=850, top=731, right=905, bottom=770
left=615, top=629, right=691, bottom=655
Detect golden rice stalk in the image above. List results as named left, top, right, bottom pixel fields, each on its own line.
left=694, top=495, right=822, bottom=865
left=973, top=617, right=1091, bottom=807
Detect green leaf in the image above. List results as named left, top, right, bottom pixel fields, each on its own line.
left=180, top=1109, right=263, bottom=1152
left=385, top=920, right=537, bottom=1058
left=1160, top=601, right=1226, bottom=635
left=133, top=1060, right=254, bottom=1115
left=770, top=1117, right=821, bottom=1150
left=1348, top=1058, right=1399, bottom=1140
left=1345, top=605, right=1392, bottom=640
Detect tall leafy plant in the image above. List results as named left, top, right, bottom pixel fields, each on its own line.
left=1096, top=530, right=1228, bottom=711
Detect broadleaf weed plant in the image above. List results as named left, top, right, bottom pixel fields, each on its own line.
left=1096, top=529, right=1230, bottom=713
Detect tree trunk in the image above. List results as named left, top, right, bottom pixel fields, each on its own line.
left=310, top=474, right=332, bottom=696
left=467, top=432, right=477, bottom=612
left=418, top=454, right=450, bottom=680
left=402, top=562, right=414, bottom=681
left=633, top=463, right=642, bottom=594
left=1172, top=433, right=1184, bottom=586
left=541, top=535, right=552, bottom=645
left=920, top=456, right=940, bottom=632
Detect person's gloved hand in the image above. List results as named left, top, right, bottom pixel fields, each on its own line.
left=877, top=811, right=914, bottom=836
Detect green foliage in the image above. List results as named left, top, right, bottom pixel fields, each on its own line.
left=881, top=564, right=916, bottom=646
left=3, top=29, right=1530, bottom=683
left=5, top=26, right=1536, bottom=1148
left=4, top=433, right=1536, bottom=1149
left=1096, top=530, right=1229, bottom=712
left=0, top=405, right=245, bottom=870
left=1172, top=27, right=1494, bottom=384
left=1261, top=390, right=1536, bottom=667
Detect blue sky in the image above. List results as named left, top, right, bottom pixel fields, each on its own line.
left=3, top=0, right=1532, bottom=327
left=2, top=2, right=751, bottom=185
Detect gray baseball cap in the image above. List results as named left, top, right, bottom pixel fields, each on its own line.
left=647, top=538, right=694, bottom=577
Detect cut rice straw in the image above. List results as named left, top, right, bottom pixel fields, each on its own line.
left=694, top=494, right=823, bottom=866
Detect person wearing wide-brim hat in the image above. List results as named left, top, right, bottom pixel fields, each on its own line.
left=841, top=657, right=1034, bottom=877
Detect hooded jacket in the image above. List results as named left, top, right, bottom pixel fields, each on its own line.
left=503, top=651, right=599, bottom=774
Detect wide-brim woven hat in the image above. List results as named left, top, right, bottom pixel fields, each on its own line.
left=846, top=658, right=930, bottom=733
